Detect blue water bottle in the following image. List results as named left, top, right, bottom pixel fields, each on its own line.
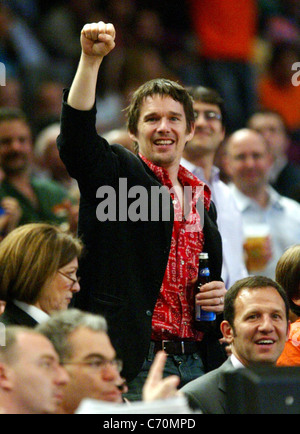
left=195, top=252, right=216, bottom=322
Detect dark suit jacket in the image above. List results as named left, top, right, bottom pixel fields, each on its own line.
left=0, top=302, right=38, bottom=328
left=58, top=92, right=224, bottom=382
left=181, top=358, right=234, bottom=414
left=271, top=161, right=300, bottom=200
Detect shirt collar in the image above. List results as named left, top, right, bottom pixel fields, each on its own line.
left=229, top=184, right=251, bottom=212
left=181, top=158, right=220, bottom=185
left=230, top=354, right=245, bottom=369
left=140, top=153, right=202, bottom=187
left=13, top=300, right=50, bottom=324
left=267, top=185, right=285, bottom=210
left=180, top=157, right=196, bottom=174
left=140, top=153, right=211, bottom=212
left=229, top=183, right=284, bottom=212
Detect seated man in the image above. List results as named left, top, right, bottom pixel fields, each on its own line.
left=0, top=108, right=74, bottom=233
left=181, top=276, right=290, bottom=414
left=37, top=309, right=180, bottom=414
left=0, top=326, right=69, bottom=414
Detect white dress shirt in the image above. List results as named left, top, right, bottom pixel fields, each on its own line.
left=13, top=300, right=50, bottom=324
left=229, top=183, right=300, bottom=279
left=181, top=159, right=248, bottom=288
left=230, top=354, right=245, bottom=369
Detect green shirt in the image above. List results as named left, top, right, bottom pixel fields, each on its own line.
left=0, top=176, right=71, bottom=226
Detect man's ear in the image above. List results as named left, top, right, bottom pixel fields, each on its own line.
left=0, top=363, right=14, bottom=392
left=291, top=294, right=300, bottom=307
left=186, top=122, right=195, bottom=142
left=128, top=131, right=138, bottom=143
left=221, top=320, right=234, bottom=344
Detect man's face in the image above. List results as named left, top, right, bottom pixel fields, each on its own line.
left=185, top=101, right=225, bottom=156
left=62, top=328, right=123, bottom=414
left=9, top=332, right=69, bottom=414
left=0, top=120, right=33, bottom=175
left=129, top=94, right=194, bottom=170
left=248, top=113, right=288, bottom=158
left=222, top=287, right=289, bottom=367
left=226, top=130, right=273, bottom=193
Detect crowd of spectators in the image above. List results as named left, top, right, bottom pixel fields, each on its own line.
left=0, top=0, right=299, bottom=141
left=0, top=0, right=298, bottom=250
left=0, top=0, right=300, bottom=414
left=0, top=1, right=299, bottom=218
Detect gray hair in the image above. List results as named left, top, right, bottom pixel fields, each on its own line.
left=36, top=309, right=107, bottom=362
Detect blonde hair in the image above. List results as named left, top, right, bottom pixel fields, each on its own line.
left=0, top=224, right=83, bottom=304
left=276, top=244, right=300, bottom=302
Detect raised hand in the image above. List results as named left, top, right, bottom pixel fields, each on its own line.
left=142, top=351, right=180, bottom=401
left=81, top=21, right=116, bottom=59
left=68, top=21, right=116, bottom=110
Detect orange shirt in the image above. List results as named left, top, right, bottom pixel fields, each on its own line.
left=258, top=77, right=300, bottom=131
left=277, top=319, right=300, bottom=366
left=188, top=0, right=257, bottom=60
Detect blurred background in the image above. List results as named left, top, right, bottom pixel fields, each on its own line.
left=0, top=0, right=299, bottom=162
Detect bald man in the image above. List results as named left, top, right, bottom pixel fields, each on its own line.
left=0, top=327, right=69, bottom=414
left=225, top=128, right=300, bottom=279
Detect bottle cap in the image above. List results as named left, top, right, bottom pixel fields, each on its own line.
left=199, top=252, right=209, bottom=260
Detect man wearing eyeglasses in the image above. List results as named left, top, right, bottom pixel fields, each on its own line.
left=37, top=309, right=180, bottom=414
left=181, top=86, right=248, bottom=290
left=37, top=309, right=126, bottom=413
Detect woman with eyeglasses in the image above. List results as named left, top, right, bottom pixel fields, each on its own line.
left=0, top=223, right=83, bottom=327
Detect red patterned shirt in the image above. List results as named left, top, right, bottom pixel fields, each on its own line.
left=140, top=154, right=211, bottom=341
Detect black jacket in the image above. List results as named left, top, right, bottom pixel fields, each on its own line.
left=0, top=302, right=38, bottom=328
left=58, top=92, right=224, bottom=382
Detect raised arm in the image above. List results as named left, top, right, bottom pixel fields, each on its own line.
left=67, top=21, right=116, bottom=111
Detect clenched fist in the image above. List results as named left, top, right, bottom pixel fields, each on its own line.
left=81, top=21, right=116, bottom=58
